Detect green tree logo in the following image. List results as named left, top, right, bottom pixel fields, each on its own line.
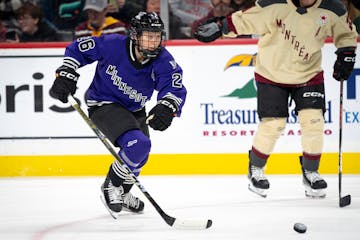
left=223, top=54, right=257, bottom=99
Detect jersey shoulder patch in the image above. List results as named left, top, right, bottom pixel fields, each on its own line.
left=257, top=0, right=287, bottom=8
left=318, top=0, right=346, bottom=16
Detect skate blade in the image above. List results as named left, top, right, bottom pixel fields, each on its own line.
left=248, top=183, right=267, bottom=198
left=121, top=206, right=144, bottom=214
left=100, top=194, right=122, bottom=219
left=304, top=185, right=326, bottom=199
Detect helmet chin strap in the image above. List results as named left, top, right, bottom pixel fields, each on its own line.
left=136, top=45, right=149, bottom=61
left=133, top=40, right=154, bottom=63
left=135, top=39, right=160, bottom=59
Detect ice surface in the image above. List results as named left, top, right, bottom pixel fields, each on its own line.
left=0, top=175, right=359, bottom=240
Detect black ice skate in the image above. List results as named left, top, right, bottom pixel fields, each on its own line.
left=100, top=178, right=124, bottom=219
left=300, top=158, right=327, bottom=198
left=101, top=177, right=144, bottom=218
left=248, top=163, right=270, bottom=198
left=122, top=191, right=144, bottom=213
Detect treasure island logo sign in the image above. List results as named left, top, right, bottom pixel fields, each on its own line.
left=222, top=54, right=257, bottom=99
left=200, top=53, right=333, bottom=138
left=201, top=53, right=259, bottom=138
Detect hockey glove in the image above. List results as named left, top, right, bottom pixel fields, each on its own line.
left=50, top=66, right=79, bottom=103
left=333, top=48, right=356, bottom=81
left=147, top=99, right=178, bottom=131
left=194, top=17, right=225, bottom=43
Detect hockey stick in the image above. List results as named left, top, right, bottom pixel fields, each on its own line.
left=338, top=79, right=351, bottom=208
left=67, top=95, right=212, bottom=229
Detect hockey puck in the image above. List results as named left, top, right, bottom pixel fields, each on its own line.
left=293, top=223, right=307, bottom=233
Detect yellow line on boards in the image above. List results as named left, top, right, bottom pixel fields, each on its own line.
left=0, top=153, right=359, bottom=177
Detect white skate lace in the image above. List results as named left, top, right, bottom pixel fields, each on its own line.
left=304, top=170, right=323, bottom=184
left=105, top=182, right=123, bottom=204
left=251, top=165, right=267, bottom=181
left=123, top=193, right=140, bottom=209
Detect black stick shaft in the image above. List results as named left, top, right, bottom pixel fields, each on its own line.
left=68, top=96, right=175, bottom=226
left=338, top=80, right=351, bottom=208
left=338, top=79, right=343, bottom=202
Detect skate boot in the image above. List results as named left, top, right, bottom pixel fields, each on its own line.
left=101, top=178, right=145, bottom=218
left=122, top=191, right=144, bottom=213
left=248, top=163, right=270, bottom=198
left=100, top=177, right=124, bottom=219
left=300, top=158, right=327, bottom=198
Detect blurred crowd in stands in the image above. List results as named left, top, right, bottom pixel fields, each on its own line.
left=0, top=0, right=358, bottom=43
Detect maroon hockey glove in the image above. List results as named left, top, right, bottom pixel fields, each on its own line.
left=333, top=48, right=356, bottom=81
left=147, top=99, right=177, bottom=131
left=50, top=66, right=79, bottom=103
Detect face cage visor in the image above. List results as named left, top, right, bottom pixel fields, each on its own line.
left=134, top=29, right=166, bottom=59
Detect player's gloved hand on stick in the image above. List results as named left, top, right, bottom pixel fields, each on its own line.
left=147, top=99, right=177, bottom=131
left=194, top=17, right=225, bottom=43
left=333, top=47, right=356, bottom=81
left=50, top=66, right=79, bottom=103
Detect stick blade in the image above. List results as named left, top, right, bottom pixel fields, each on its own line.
left=172, top=218, right=213, bottom=230
left=339, top=195, right=351, bottom=208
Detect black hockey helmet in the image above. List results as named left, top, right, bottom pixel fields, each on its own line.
left=351, top=0, right=360, bottom=9
left=129, top=11, right=166, bottom=58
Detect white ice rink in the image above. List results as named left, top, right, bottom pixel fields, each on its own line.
left=0, top=175, right=359, bottom=240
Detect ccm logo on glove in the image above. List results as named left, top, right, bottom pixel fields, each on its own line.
left=49, top=66, right=80, bottom=103
left=146, top=99, right=178, bottom=131
left=344, top=56, right=356, bottom=62
left=56, top=70, right=79, bottom=81
left=333, top=48, right=356, bottom=81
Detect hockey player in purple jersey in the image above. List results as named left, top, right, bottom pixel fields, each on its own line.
left=49, top=11, right=187, bottom=219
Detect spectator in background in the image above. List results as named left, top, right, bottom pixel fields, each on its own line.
left=169, top=0, right=212, bottom=38
left=343, top=0, right=360, bottom=34
left=141, top=0, right=189, bottom=39
left=143, top=0, right=160, bottom=14
left=0, top=21, right=8, bottom=41
left=74, top=0, right=127, bottom=39
left=191, top=0, right=234, bottom=38
left=0, top=0, right=24, bottom=31
left=169, top=0, right=212, bottom=26
left=230, top=0, right=255, bottom=11
left=11, top=2, right=59, bottom=42
left=0, top=1, right=50, bottom=28
left=107, top=0, right=142, bottom=28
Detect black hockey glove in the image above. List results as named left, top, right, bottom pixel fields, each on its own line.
left=147, top=99, right=178, bottom=131
left=50, top=66, right=79, bottom=103
left=194, top=17, right=225, bottom=43
left=333, top=48, right=356, bottom=81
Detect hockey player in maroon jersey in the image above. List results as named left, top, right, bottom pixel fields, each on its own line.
left=194, top=0, right=357, bottom=198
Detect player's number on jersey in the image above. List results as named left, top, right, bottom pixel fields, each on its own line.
left=78, top=38, right=95, bottom=52
left=172, top=73, right=182, bottom=88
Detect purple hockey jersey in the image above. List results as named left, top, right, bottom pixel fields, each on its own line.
left=62, top=34, right=187, bottom=114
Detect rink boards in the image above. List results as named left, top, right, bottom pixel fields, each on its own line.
left=0, top=39, right=359, bottom=176
left=0, top=153, right=359, bottom=176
